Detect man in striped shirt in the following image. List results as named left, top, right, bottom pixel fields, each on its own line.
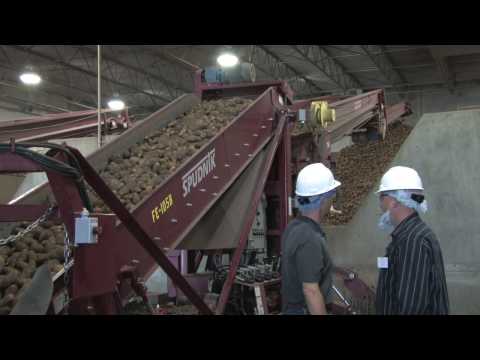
left=375, top=166, right=449, bottom=315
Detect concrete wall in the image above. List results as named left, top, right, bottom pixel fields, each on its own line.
left=324, top=110, right=480, bottom=314
left=400, top=86, right=480, bottom=126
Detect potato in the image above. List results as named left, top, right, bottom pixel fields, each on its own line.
left=17, top=278, right=31, bottom=290
left=35, top=254, right=50, bottom=265
left=6, top=253, right=20, bottom=267
left=22, top=235, right=34, bottom=245
left=15, top=260, right=30, bottom=272
left=27, top=250, right=37, bottom=261
left=118, top=186, right=129, bottom=196
left=131, top=193, right=141, bottom=205
left=0, top=273, right=18, bottom=289
left=47, top=260, right=62, bottom=274
left=0, top=293, right=16, bottom=307
left=41, top=220, right=54, bottom=229
left=4, top=284, right=18, bottom=296
left=39, top=229, right=54, bottom=242
left=42, top=238, right=57, bottom=252
left=4, top=267, right=20, bottom=278
left=0, top=246, right=11, bottom=257
left=31, top=228, right=42, bottom=240
left=30, top=241, right=45, bottom=253
left=18, top=250, right=29, bottom=263
left=54, top=233, right=65, bottom=246
left=50, top=247, right=64, bottom=262
left=13, top=240, right=28, bottom=252
left=21, top=266, right=35, bottom=279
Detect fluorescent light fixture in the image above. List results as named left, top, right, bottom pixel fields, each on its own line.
left=20, top=72, right=42, bottom=85
left=217, top=53, right=239, bottom=68
left=107, top=98, right=125, bottom=111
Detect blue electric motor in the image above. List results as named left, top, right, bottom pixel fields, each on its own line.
left=204, top=63, right=256, bottom=84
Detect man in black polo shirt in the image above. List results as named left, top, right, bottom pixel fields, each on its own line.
left=375, top=166, right=449, bottom=315
left=281, top=163, right=341, bottom=315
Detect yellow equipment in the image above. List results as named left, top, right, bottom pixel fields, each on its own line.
left=310, top=101, right=336, bottom=128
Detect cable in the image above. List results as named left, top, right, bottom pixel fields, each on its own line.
left=0, top=143, right=93, bottom=211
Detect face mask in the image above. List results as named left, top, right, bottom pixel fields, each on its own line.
left=378, top=210, right=394, bottom=233
left=419, top=200, right=428, bottom=214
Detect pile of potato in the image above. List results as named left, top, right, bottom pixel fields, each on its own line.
left=0, top=220, right=66, bottom=314
left=325, top=123, right=413, bottom=225
left=0, top=97, right=252, bottom=315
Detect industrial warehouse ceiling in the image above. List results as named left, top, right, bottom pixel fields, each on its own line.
left=1, top=45, right=480, bottom=120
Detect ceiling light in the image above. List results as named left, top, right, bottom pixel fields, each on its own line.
left=20, top=71, right=42, bottom=85
left=107, top=98, right=125, bottom=111
left=217, top=53, right=239, bottom=68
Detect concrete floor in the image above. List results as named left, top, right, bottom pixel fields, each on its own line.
left=324, top=110, right=480, bottom=314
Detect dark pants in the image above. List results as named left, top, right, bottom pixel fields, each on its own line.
left=282, top=307, right=308, bottom=315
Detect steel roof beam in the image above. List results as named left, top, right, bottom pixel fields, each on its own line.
left=249, top=45, right=326, bottom=97
left=290, top=45, right=362, bottom=91
left=359, top=45, right=407, bottom=85
left=428, top=46, right=455, bottom=94
left=71, top=45, right=190, bottom=96
left=8, top=45, right=170, bottom=106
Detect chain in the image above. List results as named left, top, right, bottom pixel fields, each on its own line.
left=0, top=205, right=56, bottom=246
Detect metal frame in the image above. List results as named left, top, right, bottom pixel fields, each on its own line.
left=385, top=102, right=412, bottom=126
left=0, top=109, right=130, bottom=143
left=215, top=106, right=291, bottom=314
left=0, top=45, right=466, bottom=119
left=248, top=46, right=326, bottom=98
left=235, top=279, right=281, bottom=315
left=290, top=45, right=362, bottom=91
left=428, top=46, right=455, bottom=93
left=359, top=45, right=406, bottom=86
left=8, top=45, right=169, bottom=108
left=0, top=144, right=212, bottom=314
left=359, top=45, right=406, bottom=100
left=70, top=45, right=190, bottom=99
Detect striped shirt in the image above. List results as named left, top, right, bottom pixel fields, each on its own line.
left=375, top=212, right=449, bottom=315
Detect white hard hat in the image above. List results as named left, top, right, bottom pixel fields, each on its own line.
left=376, top=166, right=424, bottom=194
left=295, top=163, right=341, bottom=197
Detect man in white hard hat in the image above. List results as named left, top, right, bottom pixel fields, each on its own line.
left=281, top=163, right=341, bottom=315
left=375, top=166, right=449, bottom=315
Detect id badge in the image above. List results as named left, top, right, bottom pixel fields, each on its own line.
left=377, top=257, right=389, bottom=269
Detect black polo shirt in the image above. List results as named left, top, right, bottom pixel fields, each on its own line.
left=375, top=212, right=450, bottom=315
left=281, top=216, right=334, bottom=313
